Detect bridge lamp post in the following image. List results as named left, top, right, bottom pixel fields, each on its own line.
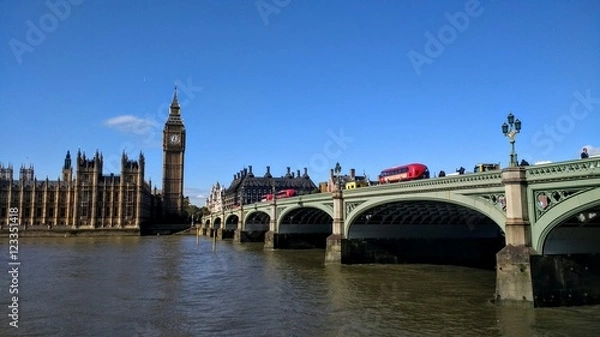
left=334, top=162, right=343, bottom=192
left=502, top=111, right=522, bottom=167
left=221, top=189, right=225, bottom=230
left=239, top=186, right=245, bottom=233
left=269, top=180, right=277, bottom=236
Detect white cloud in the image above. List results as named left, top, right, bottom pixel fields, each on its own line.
left=104, top=115, right=159, bottom=135
left=185, top=187, right=208, bottom=206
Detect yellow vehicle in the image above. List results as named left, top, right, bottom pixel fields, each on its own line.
left=345, top=180, right=368, bottom=189
left=474, top=163, right=500, bottom=173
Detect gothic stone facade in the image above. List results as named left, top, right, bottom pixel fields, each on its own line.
left=0, top=150, right=156, bottom=229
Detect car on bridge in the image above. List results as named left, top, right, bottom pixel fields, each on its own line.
left=473, top=163, right=500, bottom=173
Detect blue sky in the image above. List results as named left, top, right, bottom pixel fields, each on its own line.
left=1, top=0, right=599, bottom=206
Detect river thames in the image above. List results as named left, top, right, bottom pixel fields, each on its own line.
left=2, top=236, right=599, bottom=337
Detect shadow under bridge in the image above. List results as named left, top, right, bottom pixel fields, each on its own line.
left=346, top=200, right=505, bottom=269
left=276, top=207, right=333, bottom=249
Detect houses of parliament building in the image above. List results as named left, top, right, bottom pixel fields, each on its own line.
left=0, top=89, right=187, bottom=230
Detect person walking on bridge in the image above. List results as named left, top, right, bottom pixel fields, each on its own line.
left=581, top=147, right=589, bottom=159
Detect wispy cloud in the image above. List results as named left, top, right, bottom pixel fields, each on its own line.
left=104, top=115, right=159, bottom=135
left=185, top=187, right=208, bottom=206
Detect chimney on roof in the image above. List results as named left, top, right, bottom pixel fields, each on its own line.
left=303, top=167, right=309, bottom=178
left=243, top=168, right=248, bottom=177
left=297, top=169, right=301, bottom=178
left=286, top=167, right=291, bottom=178
left=248, top=165, right=254, bottom=177
left=350, top=168, right=356, bottom=179
left=265, top=166, right=272, bottom=178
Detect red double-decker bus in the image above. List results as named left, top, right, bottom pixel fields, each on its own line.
left=260, top=189, right=297, bottom=202
left=378, top=163, right=430, bottom=184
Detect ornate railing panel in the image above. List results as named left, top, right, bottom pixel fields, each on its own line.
left=526, top=158, right=600, bottom=183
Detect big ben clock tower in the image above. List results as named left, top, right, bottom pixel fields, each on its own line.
left=162, top=87, right=186, bottom=218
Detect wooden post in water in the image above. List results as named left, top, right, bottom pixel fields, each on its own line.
left=212, top=227, right=217, bottom=252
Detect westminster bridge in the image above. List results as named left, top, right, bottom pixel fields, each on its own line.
left=201, top=158, right=600, bottom=307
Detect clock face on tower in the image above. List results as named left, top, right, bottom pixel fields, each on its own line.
left=169, top=134, right=180, bottom=145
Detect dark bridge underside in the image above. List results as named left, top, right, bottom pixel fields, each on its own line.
left=352, top=200, right=499, bottom=227
left=278, top=208, right=333, bottom=248
left=346, top=201, right=505, bottom=269
left=225, top=216, right=238, bottom=230
left=245, top=212, right=270, bottom=232
left=544, top=204, right=600, bottom=254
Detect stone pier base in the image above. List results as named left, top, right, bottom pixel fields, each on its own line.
left=495, top=244, right=536, bottom=305
left=233, top=229, right=243, bottom=243
left=325, top=234, right=344, bottom=264
left=264, top=230, right=276, bottom=249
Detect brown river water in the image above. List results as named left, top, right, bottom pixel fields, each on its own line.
left=1, top=236, right=598, bottom=337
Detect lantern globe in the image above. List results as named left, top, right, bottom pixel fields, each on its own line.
left=507, top=112, right=515, bottom=125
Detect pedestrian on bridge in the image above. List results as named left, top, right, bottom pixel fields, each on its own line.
left=581, top=148, right=589, bottom=159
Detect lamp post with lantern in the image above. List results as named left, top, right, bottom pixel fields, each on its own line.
left=502, top=111, right=522, bottom=167
left=265, top=179, right=278, bottom=249
left=326, top=162, right=345, bottom=264
left=334, top=162, right=343, bottom=192
left=239, top=186, right=245, bottom=233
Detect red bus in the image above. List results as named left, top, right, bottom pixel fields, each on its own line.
left=378, top=163, right=430, bottom=184
left=260, top=189, right=297, bottom=202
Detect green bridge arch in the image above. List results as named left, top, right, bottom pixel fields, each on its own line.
left=532, top=187, right=600, bottom=252
left=345, top=191, right=507, bottom=238
left=243, top=210, right=270, bottom=225
left=277, top=204, right=333, bottom=232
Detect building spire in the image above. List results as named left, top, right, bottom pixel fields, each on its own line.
left=64, top=150, right=72, bottom=170
left=170, top=85, right=180, bottom=109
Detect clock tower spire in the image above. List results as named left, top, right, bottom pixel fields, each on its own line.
left=162, top=86, right=186, bottom=219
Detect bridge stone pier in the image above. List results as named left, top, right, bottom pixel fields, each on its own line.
left=495, top=167, right=536, bottom=304
left=324, top=188, right=344, bottom=263
left=203, top=158, right=600, bottom=307
left=263, top=197, right=278, bottom=249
